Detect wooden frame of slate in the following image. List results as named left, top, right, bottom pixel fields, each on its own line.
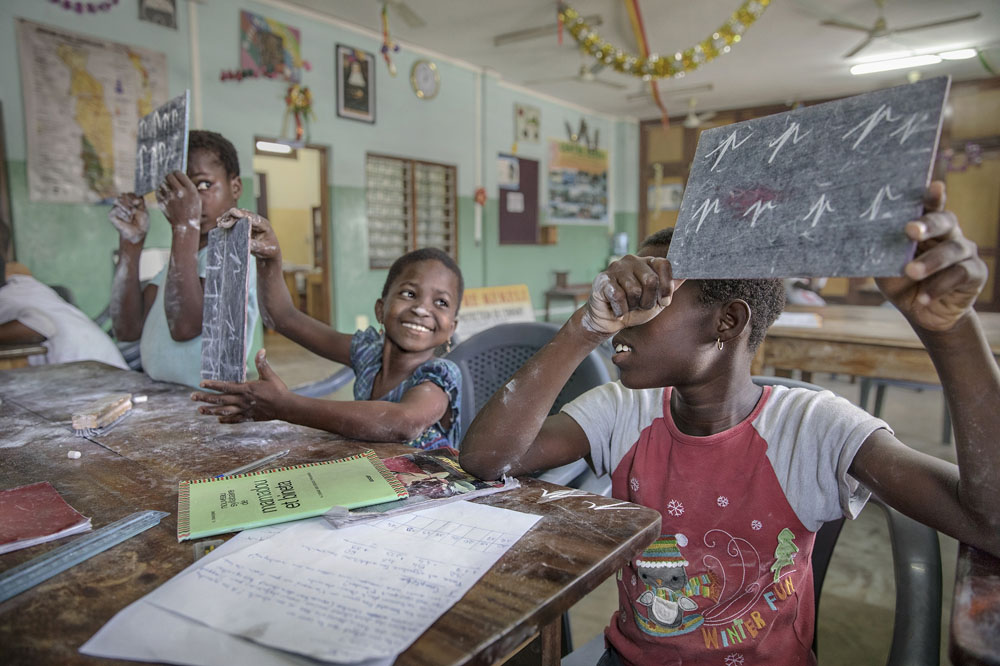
left=666, top=76, right=950, bottom=279
left=200, top=217, right=251, bottom=383
left=134, top=90, right=189, bottom=195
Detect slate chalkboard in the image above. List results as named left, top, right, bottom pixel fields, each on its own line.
left=667, top=76, right=950, bottom=279
left=200, top=217, right=251, bottom=383
left=134, top=91, right=189, bottom=195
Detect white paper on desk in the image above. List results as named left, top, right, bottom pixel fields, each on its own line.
left=771, top=311, right=823, bottom=328
left=148, top=501, right=541, bottom=663
left=81, top=523, right=330, bottom=666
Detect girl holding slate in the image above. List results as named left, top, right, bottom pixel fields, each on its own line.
left=193, top=210, right=464, bottom=451
left=107, top=130, right=263, bottom=388
left=460, top=182, right=1000, bottom=665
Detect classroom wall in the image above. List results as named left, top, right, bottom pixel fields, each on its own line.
left=0, top=0, right=639, bottom=328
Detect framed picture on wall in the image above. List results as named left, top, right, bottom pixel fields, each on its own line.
left=336, top=45, right=375, bottom=124
left=139, top=0, right=177, bottom=29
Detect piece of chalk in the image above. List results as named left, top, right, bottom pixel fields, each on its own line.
left=67, top=450, right=82, bottom=459
left=133, top=395, right=148, bottom=404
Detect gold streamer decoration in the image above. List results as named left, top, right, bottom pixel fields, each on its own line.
left=559, top=0, right=771, bottom=80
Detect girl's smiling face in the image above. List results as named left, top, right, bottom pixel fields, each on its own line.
left=376, top=259, right=459, bottom=354
left=187, top=148, right=242, bottom=236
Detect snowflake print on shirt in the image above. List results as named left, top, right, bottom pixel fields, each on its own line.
left=630, top=477, right=640, bottom=492
left=751, top=520, right=763, bottom=530
left=717, top=496, right=729, bottom=507
left=725, top=653, right=745, bottom=666
left=666, top=499, right=684, bottom=517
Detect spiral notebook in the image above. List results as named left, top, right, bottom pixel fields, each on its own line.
left=177, top=450, right=407, bottom=541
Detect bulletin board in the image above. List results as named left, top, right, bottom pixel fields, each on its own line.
left=498, top=154, right=539, bottom=245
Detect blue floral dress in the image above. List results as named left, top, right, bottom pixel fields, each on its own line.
left=349, top=327, right=462, bottom=450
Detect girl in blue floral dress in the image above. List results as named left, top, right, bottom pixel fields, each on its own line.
left=194, top=210, right=463, bottom=450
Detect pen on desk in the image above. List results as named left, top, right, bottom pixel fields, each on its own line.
left=215, top=449, right=290, bottom=478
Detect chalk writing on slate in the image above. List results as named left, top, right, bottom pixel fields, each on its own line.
left=134, top=91, right=189, bottom=195
left=666, top=76, right=950, bottom=279
left=201, top=218, right=251, bottom=383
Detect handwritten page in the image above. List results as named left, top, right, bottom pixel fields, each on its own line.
left=81, top=523, right=320, bottom=666
left=147, top=501, right=540, bottom=663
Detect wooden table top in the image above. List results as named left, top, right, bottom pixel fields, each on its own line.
left=768, top=304, right=1000, bottom=352
left=0, top=362, right=661, bottom=666
left=0, top=342, right=47, bottom=360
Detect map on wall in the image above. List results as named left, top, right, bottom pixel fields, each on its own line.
left=16, top=19, right=169, bottom=203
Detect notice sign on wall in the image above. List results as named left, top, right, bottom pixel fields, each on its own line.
left=453, top=284, right=535, bottom=342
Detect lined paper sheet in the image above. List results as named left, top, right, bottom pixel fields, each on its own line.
left=148, top=501, right=539, bottom=663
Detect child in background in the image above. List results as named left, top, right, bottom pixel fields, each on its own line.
left=193, top=210, right=463, bottom=450
left=107, top=130, right=263, bottom=388
left=0, top=221, right=127, bottom=369
left=460, top=182, right=1000, bottom=665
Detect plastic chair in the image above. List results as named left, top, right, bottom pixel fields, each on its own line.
left=446, top=321, right=612, bottom=483
left=563, top=376, right=942, bottom=665
left=859, top=376, right=952, bottom=445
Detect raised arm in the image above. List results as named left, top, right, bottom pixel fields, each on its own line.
left=460, top=255, right=684, bottom=480
left=849, top=182, right=1000, bottom=557
left=192, top=349, right=449, bottom=441
left=158, top=171, right=205, bottom=341
left=219, top=208, right=352, bottom=365
left=108, top=193, right=156, bottom=341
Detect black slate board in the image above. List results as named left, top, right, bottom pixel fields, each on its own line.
left=133, top=91, right=189, bottom=195
left=200, top=217, right=251, bottom=383
left=666, top=76, right=950, bottom=279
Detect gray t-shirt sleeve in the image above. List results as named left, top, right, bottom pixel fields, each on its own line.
left=754, top=385, right=893, bottom=531
left=561, top=381, right=666, bottom=477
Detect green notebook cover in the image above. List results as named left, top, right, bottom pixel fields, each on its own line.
left=177, top=450, right=408, bottom=541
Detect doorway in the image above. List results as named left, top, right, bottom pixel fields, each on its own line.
left=252, top=138, right=331, bottom=324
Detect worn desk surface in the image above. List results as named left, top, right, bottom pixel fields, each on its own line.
left=543, top=284, right=591, bottom=322
left=753, top=304, right=1000, bottom=384
left=0, top=362, right=661, bottom=666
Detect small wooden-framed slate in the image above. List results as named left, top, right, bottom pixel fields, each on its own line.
left=133, top=90, right=189, bottom=195
left=200, top=217, right=251, bottom=383
left=666, top=76, right=950, bottom=279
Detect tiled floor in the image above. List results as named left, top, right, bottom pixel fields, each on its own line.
left=264, top=331, right=957, bottom=665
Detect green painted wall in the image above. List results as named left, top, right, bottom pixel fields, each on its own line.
left=2, top=0, right=640, bottom=331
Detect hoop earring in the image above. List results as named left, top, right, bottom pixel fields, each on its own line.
left=378, top=324, right=384, bottom=337
left=445, top=338, right=452, bottom=354
left=716, top=338, right=724, bottom=351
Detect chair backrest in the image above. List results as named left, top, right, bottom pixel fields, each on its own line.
left=752, top=375, right=942, bottom=664
left=447, top=322, right=612, bottom=445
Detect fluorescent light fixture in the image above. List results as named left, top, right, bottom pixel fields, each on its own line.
left=255, top=140, right=293, bottom=154
left=850, top=54, right=941, bottom=75
left=939, top=48, right=977, bottom=60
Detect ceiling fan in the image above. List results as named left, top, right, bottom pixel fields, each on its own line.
left=493, top=14, right=603, bottom=47
left=524, top=62, right=627, bottom=90
left=626, top=82, right=714, bottom=103
left=682, top=98, right=716, bottom=128
left=820, top=0, right=981, bottom=59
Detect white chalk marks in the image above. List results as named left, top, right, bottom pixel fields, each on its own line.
left=803, top=194, right=835, bottom=227
left=667, top=77, right=949, bottom=278
left=706, top=130, right=754, bottom=171
left=743, top=200, right=778, bottom=227
left=861, top=184, right=902, bottom=221
left=767, top=122, right=811, bottom=164
left=842, top=103, right=899, bottom=150
left=693, top=198, right=722, bottom=233
left=134, top=91, right=189, bottom=195
left=889, top=112, right=930, bottom=145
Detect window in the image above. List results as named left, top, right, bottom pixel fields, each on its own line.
left=366, top=154, right=457, bottom=269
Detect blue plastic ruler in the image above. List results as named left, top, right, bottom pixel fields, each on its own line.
left=0, top=509, right=169, bottom=603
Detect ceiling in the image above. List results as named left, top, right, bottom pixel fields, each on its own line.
left=278, top=0, right=1000, bottom=120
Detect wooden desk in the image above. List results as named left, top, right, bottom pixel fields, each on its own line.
left=950, top=544, right=1000, bottom=665
left=0, top=362, right=660, bottom=666
left=754, top=304, right=1000, bottom=383
left=544, top=284, right=590, bottom=322
left=0, top=341, right=47, bottom=369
